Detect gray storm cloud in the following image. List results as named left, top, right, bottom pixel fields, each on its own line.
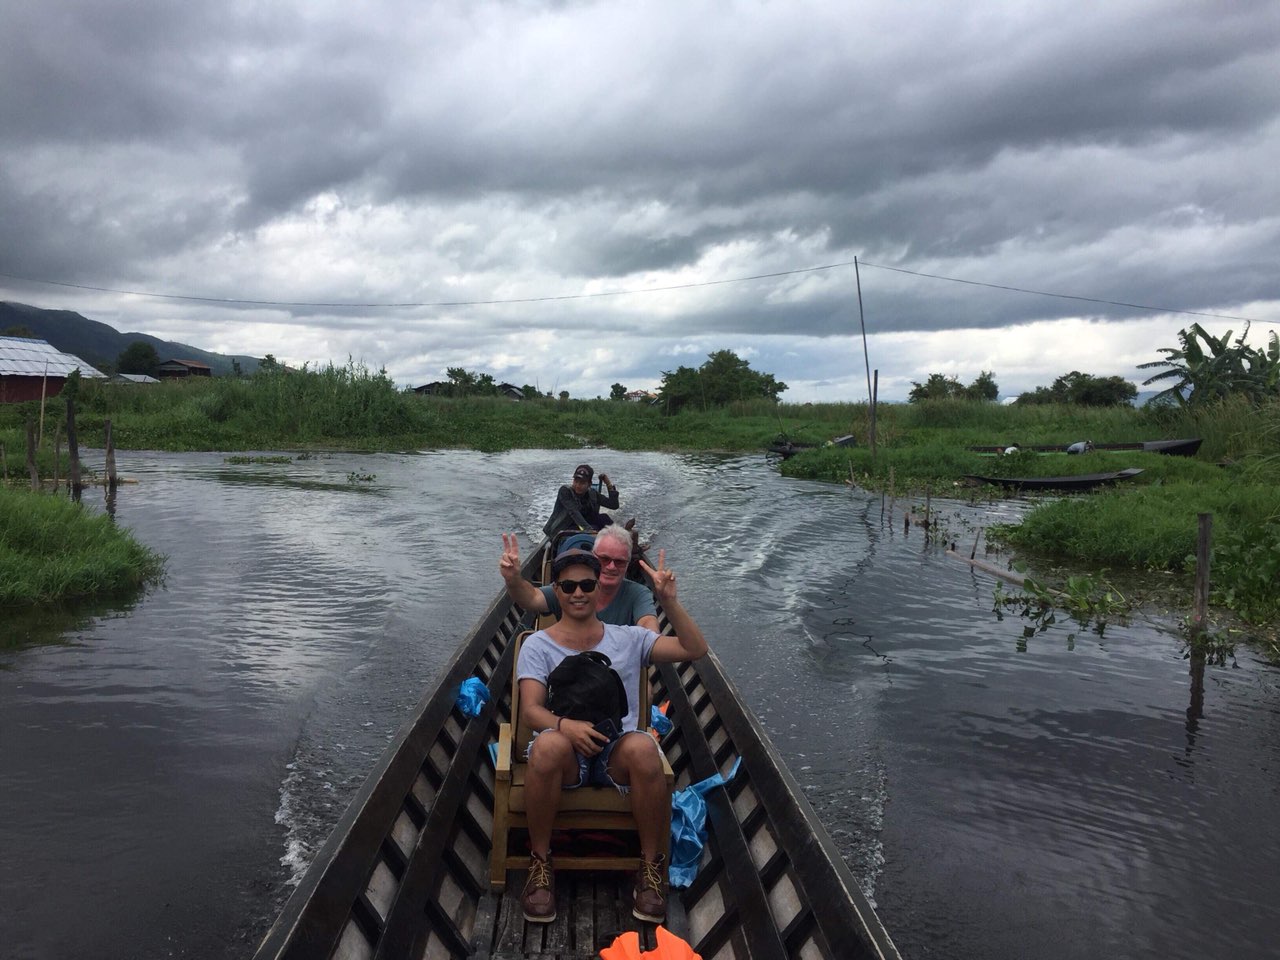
left=2, top=0, right=1278, bottom=399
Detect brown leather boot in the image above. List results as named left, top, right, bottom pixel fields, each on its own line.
left=521, top=852, right=556, bottom=923
left=631, top=854, right=667, bottom=923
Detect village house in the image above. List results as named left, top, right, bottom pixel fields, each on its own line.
left=156, top=358, right=213, bottom=379
left=0, top=336, right=106, bottom=403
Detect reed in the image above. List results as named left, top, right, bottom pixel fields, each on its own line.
left=0, top=486, right=165, bottom=605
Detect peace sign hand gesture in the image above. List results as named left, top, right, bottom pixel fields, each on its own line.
left=639, top=549, right=678, bottom=605
left=499, top=533, right=522, bottom=584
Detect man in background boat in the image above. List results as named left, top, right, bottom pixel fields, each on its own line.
left=499, top=526, right=659, bottom=632
left=514, top=546, right=708, bottom=925
left=543, top=463, right=620, bottom=536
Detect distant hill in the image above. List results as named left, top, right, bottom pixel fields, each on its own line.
left=0, top=302, right=260, bottom=376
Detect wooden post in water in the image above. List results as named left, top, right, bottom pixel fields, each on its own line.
left=26, top=420, right=39, bottom=490
left=104, top=419, right=117, bottom=489
left=66, top=394, right=82, bottom=494
left=870, top=368, right=878, bottom=461
left=1191, top=512, right=1212, bottom=636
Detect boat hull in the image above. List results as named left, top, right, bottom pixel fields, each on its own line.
left=964, top=467, right=1144, bottom=491
left=253, top=544, right=901, bottom=960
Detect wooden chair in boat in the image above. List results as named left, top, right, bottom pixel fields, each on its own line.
left=489, top=629, right=674, bottom=891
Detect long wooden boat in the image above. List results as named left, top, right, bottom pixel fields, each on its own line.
left=964, top=467, right=1144, bottom=491
left=253, top=543, right=901, bottom=960
left=767, top=434, right=856, bottom=460
left=967, top=438, right=1202, bottom=457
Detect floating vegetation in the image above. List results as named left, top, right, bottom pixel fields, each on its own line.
left=993, top=568, right=1132, bottom=645
left=224, top=455, right=292, bottom=465
left=347, top=472, right=376, bottom=483
left=1181, top=624, right=1237, bottom=667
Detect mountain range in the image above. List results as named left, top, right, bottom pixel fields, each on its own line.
left=0, top=301, right=260, bottom=376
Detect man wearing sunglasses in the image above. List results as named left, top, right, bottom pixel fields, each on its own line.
left=514, top=546, right=707, bottom=925
left=499, top=525, right=659, bottom=632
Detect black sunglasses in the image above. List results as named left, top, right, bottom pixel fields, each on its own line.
left=554, top=577, right=598, bottom=594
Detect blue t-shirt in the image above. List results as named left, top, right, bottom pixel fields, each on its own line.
left=539, top=578, right=656, bottom=627
left=517, top=624, right=659, bottom=733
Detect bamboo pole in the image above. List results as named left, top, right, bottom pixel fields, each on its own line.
left=855, top=257, right=873, bottom=435
left=945, top=550, right=1029, bottom=587
left=870, top=368, right=878, bottom=461
left=1191, top=513, right=1212, bottom=636
left=104, top=419, right=117, bottom=489
left=66, top=394, right=82, bottom=493
left=1, top=442, right=6, bottom=484
left=26, top=420, right=39, bottom=490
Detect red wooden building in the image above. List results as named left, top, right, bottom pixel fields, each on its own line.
left=0, top=336, right=106, bottom=403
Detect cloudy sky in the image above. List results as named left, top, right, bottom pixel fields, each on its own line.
left=2, top=0, right=1278, bottom=401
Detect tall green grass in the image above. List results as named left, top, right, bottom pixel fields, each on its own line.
left=0, top=487, right=166, bottom=605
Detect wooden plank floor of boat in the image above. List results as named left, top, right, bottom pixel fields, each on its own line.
left=471, top=871, right=689, bottom=959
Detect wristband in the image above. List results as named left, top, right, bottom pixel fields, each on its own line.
left=556, top=716, right=563, bottom=731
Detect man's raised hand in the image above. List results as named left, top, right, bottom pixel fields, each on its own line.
left=639, top=548, right=677, bottom=604
left=499, top=533, right=521, bottom=581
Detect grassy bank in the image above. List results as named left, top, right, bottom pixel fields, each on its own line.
left=0, top=486, right=166, bottom=606
left=3, top=366, right=1274, bottom=632
left=782, top=398, right=1280, bottom=631
left=1, top=367, right=865, bottom=459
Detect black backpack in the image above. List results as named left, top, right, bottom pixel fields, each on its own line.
left=545, top=651, right=628, bottom=730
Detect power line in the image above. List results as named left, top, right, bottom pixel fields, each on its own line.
left=857, top=260, right=1264, bottom=323
left=0, top=260, right=1266, bottom=323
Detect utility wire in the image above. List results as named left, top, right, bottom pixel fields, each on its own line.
left=0, top=261, right=1265, bottom=323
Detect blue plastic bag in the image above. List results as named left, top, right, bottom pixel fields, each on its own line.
left=649, top=705, right=673, bottom=736
left=668, top=757, right=742, bottom=888
left=456, top=677, right=490, bottom=718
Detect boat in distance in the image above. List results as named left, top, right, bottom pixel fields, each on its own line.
left=963, top=467, right=1144, bottom=492
left=252, top=541, right=901, bottom=960
left=767, top=434, right=856, bottom=459
left=966, top=438, right=1202, bottom=457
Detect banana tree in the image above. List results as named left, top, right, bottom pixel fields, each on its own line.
left=1139, top=323, right=1261, bottom=406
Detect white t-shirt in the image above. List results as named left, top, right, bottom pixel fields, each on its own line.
left=517, top=624, right=659, bottom=732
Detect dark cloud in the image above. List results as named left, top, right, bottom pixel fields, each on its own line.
left=2, top=0, right=1278, bottom=402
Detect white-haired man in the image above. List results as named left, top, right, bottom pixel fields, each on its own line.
left=499, top=524, right=659, bottom=632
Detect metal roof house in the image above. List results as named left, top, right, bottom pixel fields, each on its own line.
left=0, top=336, right=106, bottom=403
left=115, top=373, right=161, bottom=384
left=156, top=358, right=213, bottom=378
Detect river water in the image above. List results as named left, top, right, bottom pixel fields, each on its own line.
left=1, top=450, right=1276, bottom=959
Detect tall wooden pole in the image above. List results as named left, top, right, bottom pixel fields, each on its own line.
left=104, top=419, right=117, bottom=489
left=1191, top=513, right=1212, bottom=635
left=855, top=258, right=874, bottom=433
left=870, top=368, right=879, bottom=459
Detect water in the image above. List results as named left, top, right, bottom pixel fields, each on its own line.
left=1, top=450, right=1277, bottom=959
